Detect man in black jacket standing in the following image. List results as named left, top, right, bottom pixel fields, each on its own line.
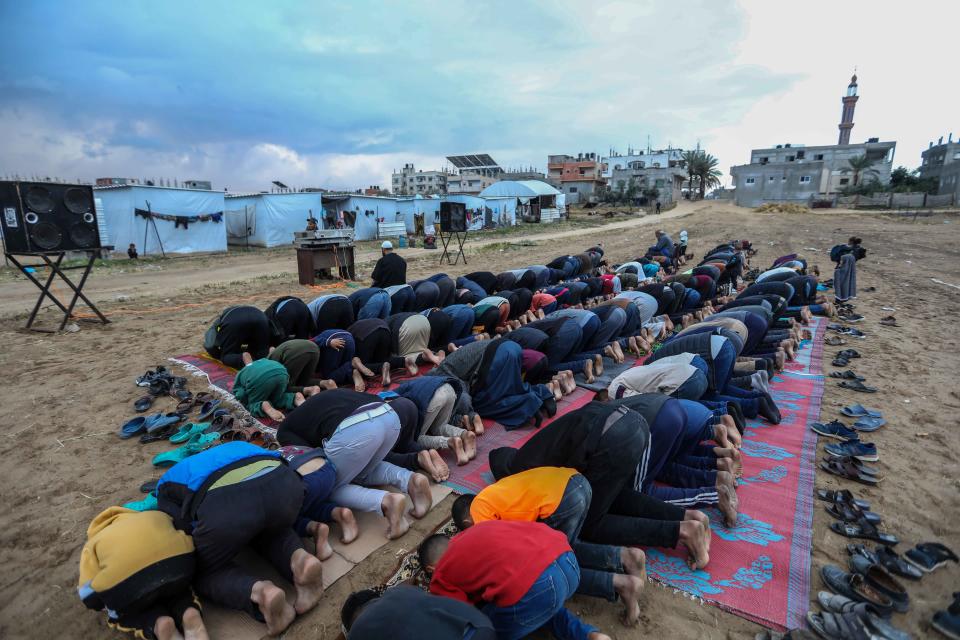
left=371, top=241, right=407, bottom=288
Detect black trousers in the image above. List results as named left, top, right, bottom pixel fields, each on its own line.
left=275, top=299, right=314, bottom=341
left=191, top=466, right=305, bottom=618
left=384, top=397, right=429, bottom=470
left=315, top=297, right=356, bottom=332
left=579, top=413, right=684, bottom=548
left=110, top=589, right=200, bottom=640
left=355, top=327, right=405, bottom=370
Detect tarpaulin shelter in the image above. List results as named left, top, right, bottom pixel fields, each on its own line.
left=94, top=184, right=226, bottom=255
left=224, top=192, right=324, bottom=248
left=478, top=180, right=562, bottom=223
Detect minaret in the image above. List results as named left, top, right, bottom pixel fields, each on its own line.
left=837, top=73, right=858, bottom=145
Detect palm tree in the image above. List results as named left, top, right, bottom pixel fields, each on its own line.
left=695, top=153, right=722, bottom=199
left=847, top=154, right=877, bottom=187
left=681, top=150, right=700, bottom=198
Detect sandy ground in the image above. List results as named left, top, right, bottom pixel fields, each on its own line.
left=1, top=200, right=958, bottom=639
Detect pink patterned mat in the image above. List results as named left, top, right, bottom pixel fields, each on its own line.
left=642, top=317, right=825, bottom=630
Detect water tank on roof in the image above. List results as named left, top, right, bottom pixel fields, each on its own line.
left=867, top=137, right=879, bottom=143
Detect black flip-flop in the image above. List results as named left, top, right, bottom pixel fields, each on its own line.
left=831, top=517, right=899, bottom=546
left=818, top=488, right=870, bottom=510
left=827, top=502, right=881, bottom=524
left=139, top=479, right=158, bottom=494
left=838, top=349, right=862, bottom=359
left=832, top=356, right=850, bottom=367
left=821, top=458, right=881, bottom=485
left=831, top=370, right=865, bottom=381
left=839, top=380, right=878, bottom=393
left=134, top=395, right=154, bottom=412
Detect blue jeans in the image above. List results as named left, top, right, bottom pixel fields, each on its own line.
left=357, top=291, right=391, bottom=320
left=482, top=552, right=597, bottom=640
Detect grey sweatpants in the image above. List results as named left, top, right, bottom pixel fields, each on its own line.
left=834, top=253, right=857, bottom=301
left=324, top=406, right=411, bottom=514
left=417, top=383, right=468, bottom=450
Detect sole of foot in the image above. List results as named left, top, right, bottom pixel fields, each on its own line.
left=408, top=472, right=432, bottom=518
left=291, top=549, right=324, bottom=615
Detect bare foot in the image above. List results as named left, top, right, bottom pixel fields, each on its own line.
left=472, top=413, right=485, bottom=435
left=408, top=472, right=432, bottom=518
left=382, top=492, right=410, bottom=539
left=417, top=449, right=443, bottom=482
left=422, top=349, right=442, bottom=365
left=262, top=401, right=285, bottom=422
left=713, top=423, right=731, bottom=448
left=332, top=507, right=358, bottom=544
left=611, top=341, right=625, bottom=363
left=462, top=430, right=477, bottom=460
left=290, top=548, right=324, bottom=614
left=307, top=521, right=333, bottom=560
left=593, top=353, right=604, bottom=376
left=603, top=344, right=618, bottom=362
left=293, top=392, right=306, bottom=407
left=352, top=369, right=367, bottom=393
left=685, top=509, right=712, bottom=548
left=613, top=574, right=644, bottom=627
left=588, top=633, right=612, bottom=640
left=429, top=449, right=450, bottom=481
left=352, top=357, right=374, bottom=377
left=381, top=362, right=392, bottom=387
left=302, top=385, right=323, bottom=397
left=404, top=355, right=419, bottom=376
left=627, top=335, right=641, bottom=356
left=560, top=370, right=576, bottom=394
left=181, top=607, right=208, bottom=640
left=583, top=357, right=596, bottom=384
left=717, top=471, right=739, bottom=527
left=242, top=351, right=254, bottom=366
left=679, top=520, right=710, bottom=569
left=621, top=547, right=646, bottom=583
left=548, top=380, right=562, bottom=402
left=714, top=446, right=742, bottom=478
left=154, top=616, right=183, bottom=640
left=447, top=342, right=458, bottom=352
left=250, top=580, right=295, bottom=636
left=450, top=436, right=470, bottom=465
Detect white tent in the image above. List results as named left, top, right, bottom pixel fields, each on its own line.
left=225, top=192, right=325, bottom=248
left=94, top=184, right=226, bottom=255
left=478, top=180, right=561, bottom=223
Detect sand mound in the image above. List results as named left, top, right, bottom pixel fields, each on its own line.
left=754, top=202, right=808, bottom=214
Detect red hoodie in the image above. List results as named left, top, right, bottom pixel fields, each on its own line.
left=429, top=520, right=571, bottom=607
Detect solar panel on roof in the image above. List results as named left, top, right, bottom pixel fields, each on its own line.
left=446, top=154, right=500, bottom=169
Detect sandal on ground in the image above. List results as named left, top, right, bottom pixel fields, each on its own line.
left=123, top=493, right=159, bottom=511
left=139, top=479, right=158, bottom=494
left=151, top=433, right=220, bottom=466
left=134, top=396, right=154, bottom=412
left=825, top=336, right=846, bottom=346
left=852, top=416, right=886, bottom=432
left=145, top=412, right=183, bottom=433
left=139, top=426, right=175, bottom=444
left=207, top=414, right=235, bottom=434
left=827, top=502, right=881, bottom=525
left=805, top=610, right=870, bottom=640
left=830, top=370, right=865, bottom=381
left=821, top=457, right=880, bottom=485
left=196, top=399, right=222, bottom=421
left=831, top=517, right=898, bottom=546
left=841, top=404, right=882, bottom=418
left=932, top=593, right=960, bottom=640
left=119, top=416, right=148, bottom=439
left=173, top=389, right=193, bottom=402
left=832, top=356, right=850, bottom=367
left=169, top=422, right=212, bottom=444
left=818, top=488, right=870, bottom=510
left=839, top=380, right=877, bottom=393
left=880, top=316, right=898, bottom=327
left=175, top=400, right=195, bottom=414
left=838, top=349, right=861, bottom=359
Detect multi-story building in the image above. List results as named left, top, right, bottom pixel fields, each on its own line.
left=95, top=177, right=138, bottom=186
left=501, top=167, right=545, bottom=181
left=446, top=154, right=504, bottom=195
left=729, top=75, right=896, bottom=207
left=546, top=152, right=606, bottom=203
left=602, top=147, right=687, bottom=204
left=919, top=134, right=960, bottom=201
left=390, top=164, right=450, bottom=196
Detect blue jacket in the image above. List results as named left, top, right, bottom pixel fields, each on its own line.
left=157, top=442, right=280, bottom=532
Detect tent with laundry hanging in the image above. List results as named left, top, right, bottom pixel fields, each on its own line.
left=94, top=184, right=227, bottom=255
left=224, top=192, right=326, bottom=248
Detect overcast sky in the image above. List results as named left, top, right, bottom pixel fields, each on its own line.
left=1, top=0, right=957, bottom=192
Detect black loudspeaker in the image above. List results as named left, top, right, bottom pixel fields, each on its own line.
left=0, top=181, right=101, bottom=253
left=439, top=201, right=467, bottom=232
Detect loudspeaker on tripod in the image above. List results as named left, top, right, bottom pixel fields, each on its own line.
left=439, top=201, right=467, bottom=233
left=0, top=181, right=102, bottom=253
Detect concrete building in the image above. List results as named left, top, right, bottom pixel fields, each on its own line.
left=502, top=166, right=545, bottom=181
left=96, top=177, right=138, bottom=186
left=729, top=75, right=896, bottom=208
left=391, top=164, right=451, bottom=196
left=546, top=152, right=606, bottom=203
left=730, top=140, right=896, bottom=207
left=602, top=147, right=687, bottom=204
left=919, top=134, right=960, bottom=201
left=183, top=179, right=212, bottom=190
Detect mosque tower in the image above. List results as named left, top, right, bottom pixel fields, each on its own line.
left=837, top=73, right=859, bottom=145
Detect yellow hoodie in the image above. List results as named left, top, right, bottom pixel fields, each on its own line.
left=78, top=507, right=194, bottom=614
